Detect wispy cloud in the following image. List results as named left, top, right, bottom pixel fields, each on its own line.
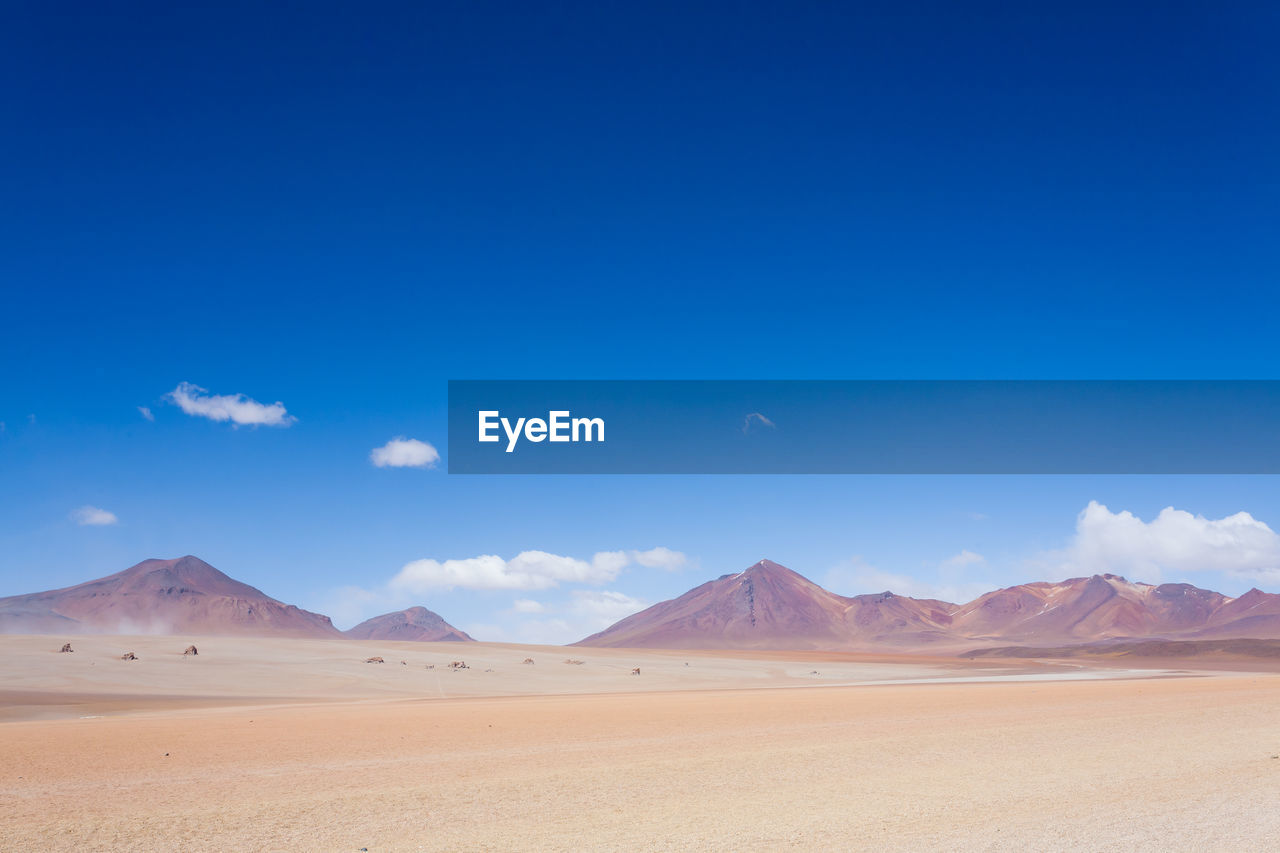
left=71, top=505, right=118, bottom=526
left=940, top=549, right=985, bottom=569
left=137, top=406, right=154, bottom=422
left=631, top=546, right=688, bottom=571
left=165, top=382, right=296, bottom=427
left=511, top=599, right=546, bottom=614
left=370, top=437, right=440, bottom=469
left=742, top=411, right=776, bottom=434
left=500, top=590, right=650, bottom=645
left=823, top=554, right=993, bottom=605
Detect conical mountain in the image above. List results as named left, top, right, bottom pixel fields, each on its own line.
left=344, top=606, right=474, bottom=642
left=0, top=555, right=341, bottom=637
left=575, top=559, right=957, bottom=649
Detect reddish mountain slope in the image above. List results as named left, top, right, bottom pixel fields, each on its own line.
left=577, top=560, right=1280, bottom=650
left=576, top=559, right=957, bottom=649
left=0, top=556, right=341, bottom=638
left=344, top=606, right=474, bottom=642
left=949, top=574, right=1235, bottom=644
left=1196, top=587, right=1280, bottom=638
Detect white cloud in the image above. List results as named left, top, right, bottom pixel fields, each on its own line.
left=388, top=548, right=688, bottom=593
left=323, top=547, right=684, bottom=631
left=512, top=599, right=546, bottom=614
left=389, top=550, right=631, bottom=592
left=510, top=590, right=650, bottom=645
left=71, top=506, right=118, bottom=526
left=138, top=406, right=154, bottom=421
left=165, top=382, right=296, bottom=427
left=569, top=589, right=648, bottom=625
left=742, top=411, right=776, bottom=434
left=631, top=546, right=688, bottom=571
left=590, top=550, right=631, bottom=575
left=1061, top=501, right=1280, bottom=583
left=940, top=549, right=985, bottom=569
left=823, top=555, right=993, bottom=605
left=370, top=437, right=440, bottom=469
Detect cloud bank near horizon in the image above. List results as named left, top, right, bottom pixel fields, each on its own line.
left=318, top=547, right=686, bottom=635
left=1062, top=500, right=1280, bottom=584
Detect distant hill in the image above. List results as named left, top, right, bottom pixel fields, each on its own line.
left=577, top=559, right=1280, bottom=650
left=0, top=556, right=342, bottom=638
left=576, top=559, right=956, bottom=649
left=960, top=638, right=1280, bottom=660
left=344, top=606, right=473, bottom=642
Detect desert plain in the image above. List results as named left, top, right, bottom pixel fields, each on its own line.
left=2, top=634, right=1279, bottom=852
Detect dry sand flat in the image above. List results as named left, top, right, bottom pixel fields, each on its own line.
left=0, top=634, right=1081, bottom=719
left=2, top=636, right=1279, bottom=851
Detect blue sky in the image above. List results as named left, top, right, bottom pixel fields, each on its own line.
left=3, top=3, right=1279, bottom=642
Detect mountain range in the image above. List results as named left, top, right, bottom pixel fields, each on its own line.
left=0, top=555, right=470, bottom=642
left=576, top=559, right=1280, bottom=650
left=3, top=555, right=1278, bottom=651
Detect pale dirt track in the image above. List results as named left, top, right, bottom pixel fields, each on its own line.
left=2, top=636, right=1279, bottom=851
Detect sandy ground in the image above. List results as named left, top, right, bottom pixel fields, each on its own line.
left=3, top=635, right=1279, bottom=851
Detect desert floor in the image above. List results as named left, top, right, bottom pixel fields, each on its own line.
left=2, top=635, right=1279, bottom=851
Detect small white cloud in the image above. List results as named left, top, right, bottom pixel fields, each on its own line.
left=591, top=551, right=631, bottom=575
left=138, top=406, right=154, bottom=421
left=569, top=589, right=648, bottom=624
left=940, top=549, right=985, bottom=569
left=370, top=437, right=440, bottom=469
left=511, top=590, right=650, bottom=644
left=631, top=546, right=688, bottom=571
left=512, top=599, right=546, bottom=614
left=71, top=506, right=118, bottom=526
left=165, top=382, right=296, bottom=427
left=742, top=412, right=776, bottom=434
left=824, top=555, right=992, bottom=604
left=1062, top=501, right=1280, bottom=583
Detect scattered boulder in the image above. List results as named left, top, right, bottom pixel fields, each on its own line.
left=183, top=645, right=198, bottom=656
left=448, top=660, right=469, bottom=670
left=631, top=667, right=641, bottom=675
left=522, top=658, right=535, bottom=665
left=120, top=652, right=138, bottom=661
left=59, top=643, right=73, bottom=653
left=365, top=656, right=385, bottom=664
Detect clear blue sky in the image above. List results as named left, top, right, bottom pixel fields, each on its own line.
left=3, top=3, right=1279, bottom=641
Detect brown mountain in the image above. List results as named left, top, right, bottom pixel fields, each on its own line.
left=575, top=559, right=957, bottom=649
left=577, top=559, right=1280, bottom=650
left=0, top=556, right=341, bottom=638
left=344, top=606, right=474, bottom=642
left=948, top=574, right=1235, bottom=644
